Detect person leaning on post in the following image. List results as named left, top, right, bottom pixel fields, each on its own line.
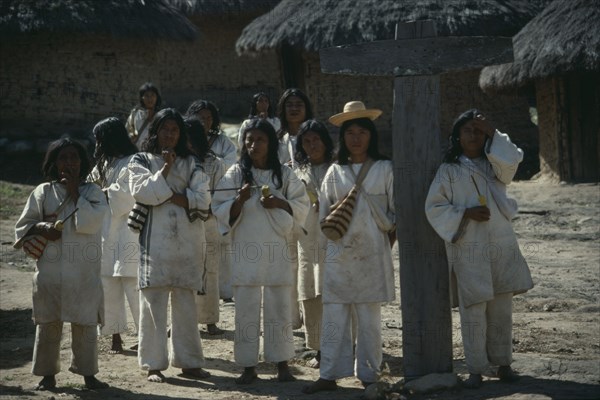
left=425, top=109, right=533, bottom=389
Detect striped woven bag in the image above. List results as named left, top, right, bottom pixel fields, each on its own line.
left=320, top=186, right=358, bottom=241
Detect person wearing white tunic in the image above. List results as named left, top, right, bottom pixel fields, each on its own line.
left=237, top=92, right=281, bottom=148
left=293, top=119, right=335, bottom=369
left=14, top=138, right=109, bottom=391
left=212, top=118, right=310, bottom=385
left=186, top=100, right=238, bottom=303
left=276, top=88, right=314, bottom=168
left=275, top=88, right=315, bottom=330
left=186, top=117, right=227, bottom=336
left=425, top=109, right=533, bottom=389
left=304, top=101, right=396, bottom=395
left=89, top=117, right=141, bottom=354
left=128, top=108, right=212, bottom=383
left=126, top=82, right=162, bottom=150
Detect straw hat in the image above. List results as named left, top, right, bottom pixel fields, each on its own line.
left=328, top=101, right=382, bottom=127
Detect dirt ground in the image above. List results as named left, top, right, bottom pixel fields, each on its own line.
left=0, top=179, right=599, bottom=400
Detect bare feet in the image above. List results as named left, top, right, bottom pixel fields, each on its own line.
left=147, top=370, right=166, bottom=383
left=207, top=324, right=224, bottom=335
left=109, top=333, right=124, bottom=354
left=235, top=367, right=258, bottom=384
left=35, top=376, right=56, bottom=391
left=84, top=375, right=109, bottom=389
left=181, top=368, right=211, bottom=380
left=302, top=378, right=337, bottom=394
left=277, top=361, right=296, bottom=382
left=463, top=373, right=482, bottom=389
left=306, top=351, right=321, bottom=369
left=497, top=365, right=520, bottom=382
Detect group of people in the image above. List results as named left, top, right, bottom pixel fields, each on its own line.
left=14, top=81, right=532, bottom=393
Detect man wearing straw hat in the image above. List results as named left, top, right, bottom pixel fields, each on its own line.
left=304, top=101, right=396, bottom=394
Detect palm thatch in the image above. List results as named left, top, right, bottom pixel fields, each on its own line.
left=480, top=0, right=600, bottom=92
left=236, top=0, right=545, bottom=54
left=0, top=0, right=198, bottom=40
left=167, top=0, right=280, bottom=16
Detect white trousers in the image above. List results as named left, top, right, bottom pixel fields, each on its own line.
left=196, top=218, right=220, bottom=324
left=234, top=285, right=295, bottom=367
left=289, top=241, right=302, bottom=329
left=99, top=276, right=139, bottom=335
left=138, top=287, right=205, bottom=371
left=459, top=292, right=513, bottom=374
left=320, top=302, right=382, bottom=383
left=32, top=322, right=98, bottom=376
left=301, top=295, right=323, bottom=350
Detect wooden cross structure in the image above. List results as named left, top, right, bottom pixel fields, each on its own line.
left=320, top=20, right=514, bottom=378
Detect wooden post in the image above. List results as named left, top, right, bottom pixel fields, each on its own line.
left=392, top=20, right=452, bottom=378
left=319, top=20, right=514, bottom=378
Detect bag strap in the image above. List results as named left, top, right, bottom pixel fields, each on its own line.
left=347, top=158, right=374, bottom=189
left=133, top=115, right=152, bottom=144
left=207, top=132, right=219, bottom=150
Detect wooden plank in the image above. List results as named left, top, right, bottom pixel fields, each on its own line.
left=393, top=75, right=453, bottom=378
left=393, top=20, right=452, bottom=378
left=319, top=36, right=513, bottom=76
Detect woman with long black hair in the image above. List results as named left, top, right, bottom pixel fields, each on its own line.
left=212, top=118, right=309, bottom=385
left=90, top=117, right=140, bottom=354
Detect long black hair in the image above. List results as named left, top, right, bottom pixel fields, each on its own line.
left=336, top=117, right=388, bottom=165
left=184, top=116, right=208, bottom=162
left=239, top=118, right=283, bottom=189
left=185, top=100, right=221, bottom=133
left=248, top=92, right=275, bottom=119
left=92, top=117, right=138, bottom=185
left=276, top=88, right=314, bottom=139
left=444, top=108, right=481, bottom=164
left=138, top=82, right=162, bottom=111
left=142, top=108, right=194, bottom=157
left=294, top=119, right=334, bottom=167
left=42, top=138, right=91, bottom=181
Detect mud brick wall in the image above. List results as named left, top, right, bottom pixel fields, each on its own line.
left=157, top=16, right=282, bottom=122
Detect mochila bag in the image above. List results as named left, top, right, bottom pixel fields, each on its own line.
left=320, top=159, right=373, bottom=241
left=13, top=187, right=72, bottom=260
left=127, top=153, right=152, bottom=233
left=128, top=202, right=150, bottom=233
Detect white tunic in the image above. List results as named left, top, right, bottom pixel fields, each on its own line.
left=128, top=153, right=211, bottom=291
left=278, top=132, right=298, bottom=167
left=126, top=107, right=152, bottom=150
left=294, top=163, right=329, bottom=300
left=15, top=182, right=108, bottom=325
left=91, top=156, right=140, bottom=278
left=319, top=160, right=396, bottom=304
left=425, top=130, right=534, bottom=308
left=212, top=164, right=310, bottom=286
left=208, top=131, right=238, bottom=171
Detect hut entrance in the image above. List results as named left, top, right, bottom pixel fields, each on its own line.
left=279, top=43, right=305, bottom=90
left=562, top=72, right=599, bottom=182
left=537, top=72, right=600, bottom=182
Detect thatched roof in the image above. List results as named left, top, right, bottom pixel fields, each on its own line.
left=236, top=0, right=545, bottom=54
left=0, top=0, right=198, bottom=40
left=167, top=0, right=280, bottom=16
left=480, top=0, right=600, bottom=92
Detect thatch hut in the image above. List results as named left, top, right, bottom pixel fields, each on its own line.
left=0, top=0, right=197, bottom=138
left=480, top=0, right=599, bottom=182
left=236, top=0, right=546, bottom=177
